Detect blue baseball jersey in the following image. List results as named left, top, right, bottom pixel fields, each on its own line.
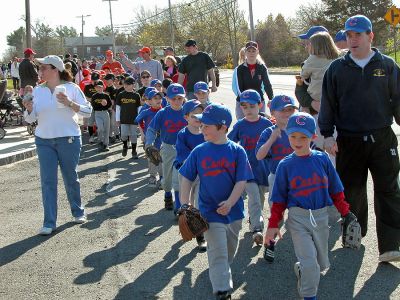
left=175, top=127, right=205, bottom=166
left=255, top=124, right=293, bottom=174
left=228, top=117, right=273, bottom=186
left=179, top=140, right=254, bottom=224
left=271, top=150, right=344, bottom=210
left=148, top=106, right=187, bottom=145
left=135, top=107, right=161, bottom=149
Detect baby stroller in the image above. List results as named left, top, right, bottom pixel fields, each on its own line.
left=0, top=80, right=7, bottom=139
left=0, top=79, right=23, bottom=127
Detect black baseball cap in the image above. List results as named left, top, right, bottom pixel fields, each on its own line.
left=104, top=73, right=115, bottom=80
left=185, top=39, right=197, bottom=47
left=91, top=72, right=100, bottom=81
left=94, top=80, right=104, bottom=86
left=164, top=46, right=174, bottom=52
left=124, top=77, right=135, bottom=85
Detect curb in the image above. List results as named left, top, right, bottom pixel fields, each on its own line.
left=0, top=147, right=37, bottom=167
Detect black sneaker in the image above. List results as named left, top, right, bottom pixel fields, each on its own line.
left=263, top=240, right=275, bottom=263
left=196, top=235, right=207, bottom=252
left=164, top=196, right=173, bottom=210
left=103, top=145, right=110, bottom=152
left=109, top=136, right=116, bottom=144
left=132, top=151, right=139, bottom=159
left=122, top=147, right=128, bottom=157
left=216, top=291, right=231, bottom=300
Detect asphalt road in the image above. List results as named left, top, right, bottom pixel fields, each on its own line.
left=0, top=72, right=399, bottom=300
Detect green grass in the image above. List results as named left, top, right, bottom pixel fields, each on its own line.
left=6, top=79, right=13, bottom=90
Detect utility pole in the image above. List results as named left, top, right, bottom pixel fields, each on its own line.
left=76, top=15, right=91, bottom=59
left=25, top=0, right=32, bottom=48
left=103, top=0, right=117, bottom=54
left=248, top=0, right=255, bottom=41
left=168, top=0, right=175, bottom=49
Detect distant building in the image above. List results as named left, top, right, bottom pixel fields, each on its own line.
left=64, top=36, right=140, bottom=60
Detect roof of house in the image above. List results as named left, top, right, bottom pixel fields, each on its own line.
left=65, top=36, right=113, bottom=47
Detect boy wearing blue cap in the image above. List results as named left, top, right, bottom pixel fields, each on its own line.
left=146, top=83, right=187, bottom=210
left=135, top=89, right=163, bottom=187
left=334, top=30, right=347, bottom=50
left=228, top=89, right=273, bottom=245
left=320, top=14, right=400, bottom=262
left=179, top=103, right=254, bottom=300
left=194, top=81, right=212, bottom=106
left=265, top=112, right=353, bottom=300
left=175, top=99, right=207, bottom=250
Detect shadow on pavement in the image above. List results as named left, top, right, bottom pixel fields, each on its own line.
left=74, top=209, right=176, bottom=285
left=354, top=263, right=400, bottom=299
left=0, top=222, right=76, bottom=267
left=115, top=242, right=208, bottom=300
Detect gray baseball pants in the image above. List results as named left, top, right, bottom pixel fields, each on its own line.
left=160, top=143, right=178, bottom=193
left=95, top=110, right=110, bottom=146
left=204, top=220, right=242, bottom=294
left=286, top=206, right=330, bottom=298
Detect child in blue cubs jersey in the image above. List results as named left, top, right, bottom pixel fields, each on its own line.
left=264, top=112, right=352, bottom=300
left=175, top=99, right=206, bottom=250
left=180, top=104, right=254, bottom=300
left=193, top=81, right=213, bottom=106
left=256, top=95, right=298, bottom=205
left=228, top=89, right=272, bottom=246
left=135, top=89, right=163, bottom=187
left=146, top=83, right=187, bottom=211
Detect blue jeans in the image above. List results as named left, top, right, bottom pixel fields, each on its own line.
left=35, top=136, right=85, bottom=229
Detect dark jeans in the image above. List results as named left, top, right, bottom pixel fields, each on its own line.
left=12, top=77, right=19, bottom=90
left=336, top=127, right=400, bottom=254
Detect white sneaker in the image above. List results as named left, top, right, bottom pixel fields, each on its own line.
left=379, top=251, right=400, bottom=262
left=38, top=227, right=53, bottom=236
left=89, top=136, right=95, bottom=143
left=74, top=215, right=87, bottom=224
left=148, top=177, right=157, bottom=188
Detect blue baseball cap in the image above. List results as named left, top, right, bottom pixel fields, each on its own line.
left=150, top=79, right=162, bottom=87
left=182, top=99, right=203, bottom=115
left=194, top=103, right=232, bottom=127
left=335, top=30, right=347, bottom=42
left=194, top=81, right=209, bottom=93
left=239, top=89, right=261, bottom=104
left=144, top=87, right=156, bottom=99
left=167, top=83, right=186, bottom=98
left=298, top=26, right=329, bottom=40
left=147, top=89, right=163, bottom=100
left=270, top=95, right=297, bottom=111
left=286, top=112, right=316, bottom=138
left=345, top=15, right=372, bottom=33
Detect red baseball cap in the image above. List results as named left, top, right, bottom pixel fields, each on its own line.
left=24, top=48, right=36, bottom=55
left=82, top=69, right=91, bottom=77
left=140, top=47, right=151, bottom=54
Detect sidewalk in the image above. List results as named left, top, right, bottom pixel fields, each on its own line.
left=0, top=126, right=36, bottom=166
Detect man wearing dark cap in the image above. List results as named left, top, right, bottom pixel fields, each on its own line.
left=84, top=72, right=101, bottom=143
left=319, top=15, right=400, bottom=263
left=178, top=39, right=217, bottom=98
left=19, top=48, right=39, bottom=93
left=162, top=46, right=181, bottom=67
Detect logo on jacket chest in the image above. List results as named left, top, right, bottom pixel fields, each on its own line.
left=373, top=68, right=385, bottom=77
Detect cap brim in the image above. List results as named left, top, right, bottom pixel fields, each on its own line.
left=239, top=99, right=260, bottom=104
left=195, top=89, right=209, bottom=93
left=345, top=27, right=366, bottom=33
left=35, top=58, right=46, bottom=64
left=167, top=93, right=185, bottom=98
left=297, top=34, right=308, bottom=39
left=286, top=127, right=313, bottom=138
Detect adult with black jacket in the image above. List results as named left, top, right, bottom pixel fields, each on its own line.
left=19, top=48, right=39, bottom=92
left=319, top=15, right=400, bottom=263
left=232, top=41, right=273, bottom=119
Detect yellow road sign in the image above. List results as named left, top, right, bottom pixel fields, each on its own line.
left=385, top=6, right=400, bottom=26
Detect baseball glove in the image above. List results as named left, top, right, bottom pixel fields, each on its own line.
left=341, top=212, right=362, bottom=250
left=178, top=204, right=209, bottom=241
left=145, top=145, right=162, bottom=166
